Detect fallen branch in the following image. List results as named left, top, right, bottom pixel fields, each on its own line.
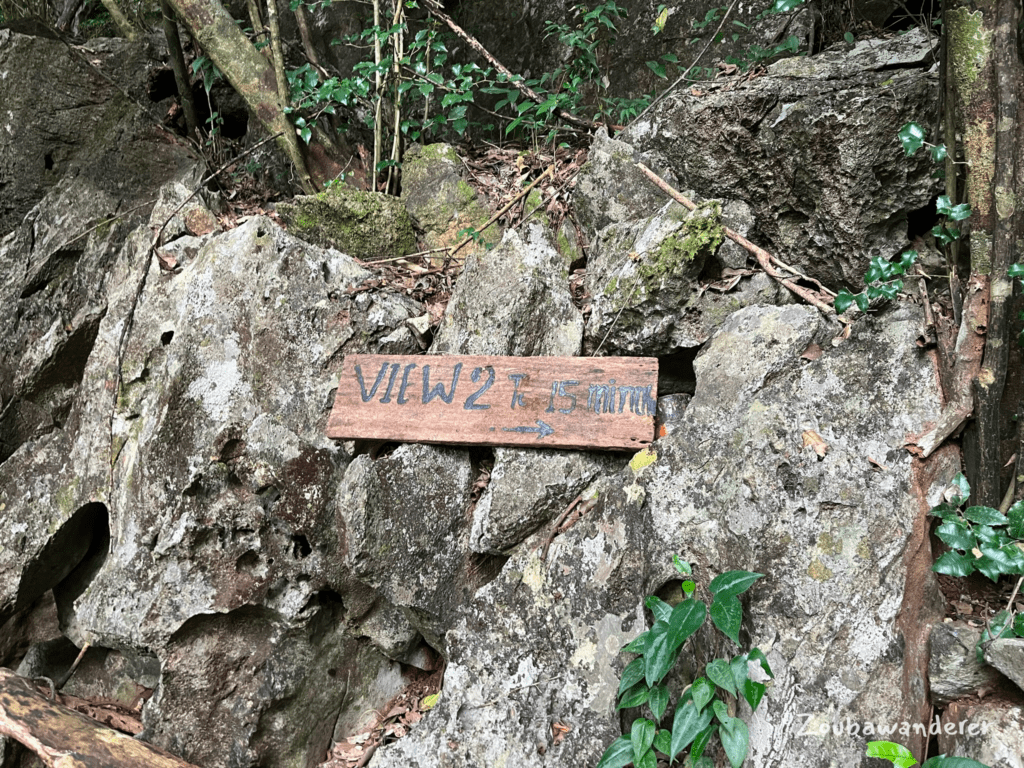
left=636, top=163, right=836, bottom=315
left=0, top=668, right=198, bottom=768
left=423, top=0, right=598, bottom=132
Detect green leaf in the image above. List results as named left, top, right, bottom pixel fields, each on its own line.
left=635, top=749, right=656, bottom=768
left=653, top=728, right=671, bottom=755
left=719, top=714, right=750, bottom=768
left=948, top=203, right=972, bottom=221
left=866, top=740, right=917, bottom=768
left=747, top=648, right=774, bottom=678
left=990, top=609, right=1013, bottom=639
left=644, top=622, right=678, bottom=686
left=729, top=654, right=750, bottom=691
left=631, top=718, right=656, bottom=765
left=706, top=658, right=736, bottom=697
left=646, top=596, right=673, bottom=624
left=844, top=31, right=855, bottom=43
left=691, top=723, right=717, bottom=759
left=672, top=555, right=692, bottom=575
left=975, top=553, right=1008, bottom=582
left=595, top=735, right=633, bottom=768
left=964, top=506, right=1006, bottom=525
left=709, top=570, right=763, bottom=598
left=691, top=676, right=715, bottom=712
left=1012, top=612, right=1024, bottom=637
left=898, top=122, right=926, bottom=156
left=1009, top=263, right=1024, bottom=278
left=933, top=550, right=976, bottom=577
left=710, top=595, right=743, bottom=644
left=949, top=473, right=971, bottom=505
left=743, top=678, right=766, bottom=711
left=618, top=680, right=651, bottom=709
left=930, top=144, right=948, bottom=162
left=921, top=757, right=992, bottom=768
left=299, top=126, right=312, bottom=144
left=618, top=657, right=646, bottom=698
left=668, top=600, right=707, bottom=651
left=1007, top=499, right=1024, bottom=539
left=935, top=520, right=976, bottom=551
left=835, top=289, right=856, bottom=313
left=770, top=0, right=806, bottom=12
left=670, top=701, right=713, bottom=761
left=648, top=683, right=669, bottom=721
left=646, top=60, right=668, bottom=79
left=854, top=292, right=870, bottom=312
left=624, top=630, right=651, bottom=654
left=929, top=502, right=960, bottom=519
left=682, top=580, right=697, bottom=596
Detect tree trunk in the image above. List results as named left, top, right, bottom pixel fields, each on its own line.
left=165, top=0, right=323, bottom=193
left=161, top=0, right=201, bottom=140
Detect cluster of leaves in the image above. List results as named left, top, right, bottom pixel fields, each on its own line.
left=929, top=472, right=1024, bottom=582
left=835, top=250, right=918, bottom=313
left=597, top=558, right=772, bottom=768
left=868, top=740, right=989, bottom=768
left=898, top=121, right=972, bottom=245
left=680, top=0, right=804, bottom=74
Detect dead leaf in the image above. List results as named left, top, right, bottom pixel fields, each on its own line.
left=802, top=430, right=828, bottom=459
left=155, top=249, right=178, bottom=272
left=831, top=323, right=852, bottom=347
left=867, top=456, right=889, bottom=471
left=552, top=722, right=571, bottom=746
left=800, top=342, right=823, bottom=361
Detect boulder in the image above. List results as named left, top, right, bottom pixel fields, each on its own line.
left=623, top=28, right=940, bottom=288
left=930, top=622, right=1003, bottom=705
left=277, top=186, right=417, bottom=262
left=939, top=701, right=1024, bottom=768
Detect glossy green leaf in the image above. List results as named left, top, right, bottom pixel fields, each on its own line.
left=673, top=555, right=692, bottom=575
left=747, top=648, right=774, bottom=678
left=866, top=740, right=917, bottom=768
left=929, top=502, right=960, bottom=519
left=618, top=657, right=646, bottom=698
left=730, top=654, right=750, bottom=691
left=644, top=622, right=678, bottom=686
left=921, top=757, right=992, bottom=768
left=947, top=203, right=972, bottom=221
left=682, top=579, right=696, bottom=596
left=595, top=735, right=633, bottom=768
left=653, top=728, right=671, bottom=756
left=835, top=289, right=856, bottom=313
left=707, top=658, right=736, bottom=697
left=1009, top=263, right=1024, bottom=278
left=935, top=520, right=976, bottom=551
left=743, top=678, right=766, bottom=711
left=1008, top=500, right=1024, bottom=539
left=670, top=701, right=714, bottom=761
left=691, top=723, right=717, bottom=759
left=710, top=595, right=743, bottom=644
left=635, top=748, right=656, bottom=768
left=691, top=677, right=715, bottom=712
left=844, top=31, right=855, bottom=43
left=631, top=718, right=656, bottom=765
left=719, top=713, right=750, bottom=768
left=1012, top=612, right=1024, bottom=637
left=617, top=681, right=650, bottom=709
left=646, top=595, right=673, bottom=624
left=948, top=473, right=971, bottom=505
left=668, top=599, right=706, bottom=650
left=933, top=550, right=975, bottom=578
left=648, top=683, right=670, bottom=721
left=770, top=0, right=807, bottom=12
left=709, top=570, right=763, bottom=598
left=854, top=292, right=870, bottom=312
left=929, top=144, right=948, bottom=161
left=975, top=553, right=1007, bottom=582
left=898, top=122, right=926, bottom=156
left=646, top=60, right=668, bottom=79
left=624, top=630, right=651, bottom=654
left=964, top=506, right=1006, bottom=525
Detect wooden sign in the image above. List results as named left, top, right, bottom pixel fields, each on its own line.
left=327, top=355, right=658, bottom=450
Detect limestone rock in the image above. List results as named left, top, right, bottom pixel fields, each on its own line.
left=401, top=143, right=493, bottom=256
left=930, top=622, right=1002, bottom=705
left=624, top=28, right=940, bottom=288
left=432, top=223, right=583, bottom=357
left=939, top=701, right=1024, bottom=768
left=984, top=637, right=1024, bottom=695
left=277, top=186, right=417, bottom=261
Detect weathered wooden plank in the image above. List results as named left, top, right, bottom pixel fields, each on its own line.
left=327, top=355, right=658, bottom=450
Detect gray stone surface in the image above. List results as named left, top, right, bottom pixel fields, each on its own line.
left=931, top=622, right=1003, bottom=705
left=431, top=223, right=583, bottom=357
left=939, top=701, right=1024, bottom=768
left=624, top=29, right=940, bottom=288
left=984, top=637, right=1024, bottom=695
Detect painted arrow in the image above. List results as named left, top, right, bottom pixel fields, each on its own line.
left=502, top=420, right=555, bottom=439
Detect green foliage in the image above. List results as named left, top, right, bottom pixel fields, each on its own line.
left=929, top=472, right=1024, bottom=583
left=834, top=250, right=918, bottom=313
left=1008, top=263, right=1024, bottom=346
left=597, top=562, right=771, bottom=768
left=867, top=740, right=991, bottom=768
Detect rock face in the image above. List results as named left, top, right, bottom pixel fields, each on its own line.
left=0, top=21, right=996, bottom=768
left=622, top=28, right=940, bottom=288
